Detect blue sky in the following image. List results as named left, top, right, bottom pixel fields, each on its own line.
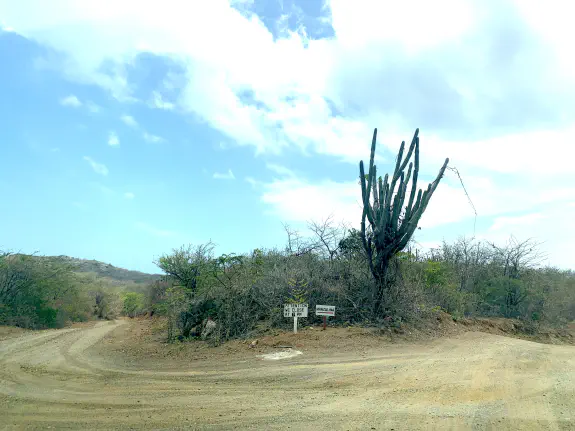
left=1, top=0, right=574, bottom=273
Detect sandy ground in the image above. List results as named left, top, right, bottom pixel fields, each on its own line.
left=1, top=319, right=574, bottom=430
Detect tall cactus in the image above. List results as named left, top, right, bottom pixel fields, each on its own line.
left=359, top=128, right=449, bottom=314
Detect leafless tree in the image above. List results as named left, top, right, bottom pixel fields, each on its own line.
left=282, top=223, right=318, bottom=257
left=307, top=215, right=348, bottom=263
left=488, top=236, right=546, bottom=279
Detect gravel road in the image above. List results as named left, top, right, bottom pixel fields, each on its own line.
left=1, top=319, right=574, bottom=430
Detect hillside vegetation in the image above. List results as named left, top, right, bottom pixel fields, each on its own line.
left=40, top=255, right=162, bottom=284
left=0, top=252, right=160, bottom=328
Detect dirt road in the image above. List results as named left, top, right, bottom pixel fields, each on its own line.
left=1, top=320, right=574, bottom=430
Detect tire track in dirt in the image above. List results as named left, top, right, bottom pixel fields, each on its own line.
left=1, top=320, right=574, bottom=430
left=0, top=321, right=126, bottom=399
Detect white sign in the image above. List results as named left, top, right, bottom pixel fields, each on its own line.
left=284, top=303, right=308, bottom=318
left=284, top=303, right=308, bottom=333
left=316, top=305, right=335, bottom=317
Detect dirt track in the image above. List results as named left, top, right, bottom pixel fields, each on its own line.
left=1, top=320, right=574, bottom=430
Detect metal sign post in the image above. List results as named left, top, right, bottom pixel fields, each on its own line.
left=283, top=303, right=308, bottom=333
left=315, top=305, right=335, bottom=330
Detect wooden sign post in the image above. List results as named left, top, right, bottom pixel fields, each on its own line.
left=315, top=305, right=335, bottom=330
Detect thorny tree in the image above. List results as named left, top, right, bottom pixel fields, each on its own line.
left=307, top=215, right=348, bottom=264
left=359, top=128, right=449, bottom=315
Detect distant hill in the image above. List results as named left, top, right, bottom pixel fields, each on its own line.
left=40, top=255, right=162, bottom=285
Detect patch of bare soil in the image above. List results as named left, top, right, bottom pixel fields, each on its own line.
left=0, top=321, right=96, bottom=341
left=0, top=326, right=28, bottom=341
left=98, top=313, right=575, bottom=367
left=1, top=317, right=574, bottom=430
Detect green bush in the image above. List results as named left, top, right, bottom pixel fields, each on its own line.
left=122, top=292, right=146, bottom=318
left=0, top=252, right=86, bottom=329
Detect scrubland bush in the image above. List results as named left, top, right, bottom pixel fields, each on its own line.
left=0, top=252, right=88, bottom=328
left=148, top=218, right=573, bottom=343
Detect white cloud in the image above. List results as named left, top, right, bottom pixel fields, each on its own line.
left=60, top=94, right=81, bottom=107
left=245, top=176, right=261, bottom=188
left=4, top=0, right=575, bottom=267
left=213, top=169, right=236, bottom=180
left=511, top=0, right=575, bottom=78
left=261, top=176, right=361, bottom=224
left=0, top=22, right=15, bottom=32
left=257, top=166, right=575, bottom=231
left=50, top=147, right=60, bottom=152
left=266, top=163, right=296, bottom=178
left=417, top=127, right=575, bottom=175
left=85, top=101, right=100, bottom=113
left=135, top=222, right=175, bottom=238
left=0, top=1, right=381, bottom=158
left=59, top=94, right=100, bottom=112
left=6, top=0, right=571, bottom=162
left=108, top=131, right=120, bottom=146
left=489, top=212, right=545, bottom=232
left=120, top=114, right=138, bottom=128
left=124, top=192, right=135, bottom=199
left=477, top=202, right=575, bottom=270
left=150, top=91, right=175, bottom=110
left=83, top=156, right=109, bottom=176
left=142, top=131, right=165, bottom=143
left=120, top=115, right=165, bottom=143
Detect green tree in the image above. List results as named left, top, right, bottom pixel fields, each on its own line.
left=154, top=243, right=218, bottom=340
left=122, top=292, right=145, bottom=318
left=0, top=253, right=80, bottom=328
left=154, top=243, right=215, bottom=298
